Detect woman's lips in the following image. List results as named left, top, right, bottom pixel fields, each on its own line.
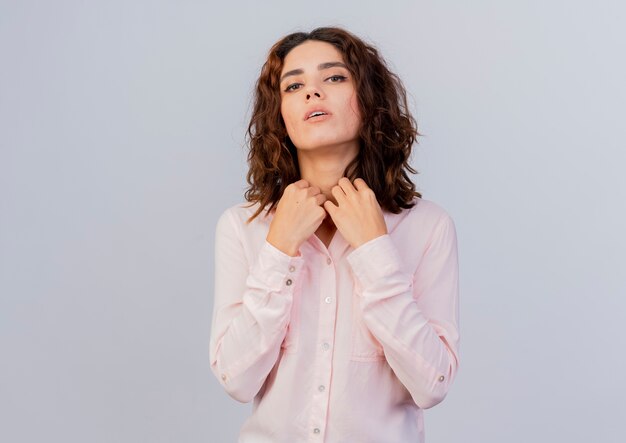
left=304, top=108, right=332, bottom=120
left=306, top=113, right=331, bottom=123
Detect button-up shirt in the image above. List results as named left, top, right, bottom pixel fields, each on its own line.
left=209, top=196, right=460, bottom=443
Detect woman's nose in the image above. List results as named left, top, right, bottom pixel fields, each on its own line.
left=304, top=79, right=324, bottom=100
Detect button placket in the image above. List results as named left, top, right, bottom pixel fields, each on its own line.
left=307, top=252, right=335, bottom=441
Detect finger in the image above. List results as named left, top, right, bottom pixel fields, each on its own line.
left=307, top=185, right=321, bottom=196
left=293, top=179, right=309, bottom=189
left=318, top=205, right=329, bottom=220
left=331, top=184, right=347, bottom=204
left=315, top=193, right=327, bottom=206
left=353, top=177, right=369, bottom=192
left=337, top=177, right=357, bottom=196
left=323, top=199, right=338, bottom=216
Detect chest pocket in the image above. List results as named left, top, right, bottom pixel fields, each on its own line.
left=350, top=278, right=386, bottom=362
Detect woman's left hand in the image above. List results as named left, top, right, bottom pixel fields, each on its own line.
left=323, top=177, right=388, bottom=249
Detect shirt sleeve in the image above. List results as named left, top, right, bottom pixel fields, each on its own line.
left=345, top=213, right=460, bottom=409
left=209, top=208, right=305, bottom=403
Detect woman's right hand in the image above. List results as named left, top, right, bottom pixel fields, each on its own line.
left=266, top=179, right=327, bottom=256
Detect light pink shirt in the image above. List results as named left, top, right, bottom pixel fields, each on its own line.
left=209, top=196, right=460, bottom=443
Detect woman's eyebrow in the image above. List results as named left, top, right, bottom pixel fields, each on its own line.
left=280, top=61, right=348, bottom=83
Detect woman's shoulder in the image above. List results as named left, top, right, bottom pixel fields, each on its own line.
left=217, top=200, right=273, bottom=228
left=386, top=196, right=454, bottom=223
left=407, top=196, right=454, bottom=221
left=382, top=196, right=455, bottom=235
left=388, top=197, right=458, bottom=246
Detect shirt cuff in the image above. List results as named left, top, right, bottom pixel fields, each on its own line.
left=249, top=240, right=306, bottom=292
left=346, top=234, right=406, bottom=289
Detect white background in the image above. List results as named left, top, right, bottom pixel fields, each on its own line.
left=1, top=1, right=625, bottom=441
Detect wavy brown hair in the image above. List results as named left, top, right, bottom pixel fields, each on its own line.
left=244, top=26, right=422, bottom=223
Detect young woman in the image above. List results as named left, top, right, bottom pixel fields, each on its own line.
left=210, top=27, right=460, bottom=443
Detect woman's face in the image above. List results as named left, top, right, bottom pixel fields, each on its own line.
left=279, top=40, right=361, bottom=153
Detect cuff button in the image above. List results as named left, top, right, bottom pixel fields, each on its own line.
left=438, top=375, right=445, bottom=382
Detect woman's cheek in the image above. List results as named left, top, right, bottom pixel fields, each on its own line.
left=283, top=117, right=300, bottom=146
left=282, top=104, right=297, bottom=133
left=349, top=93, right=361, bottom=119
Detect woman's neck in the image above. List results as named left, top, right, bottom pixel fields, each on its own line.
left=296, top=143, right=359, bottom=205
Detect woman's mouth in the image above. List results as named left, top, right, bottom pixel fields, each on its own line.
left=304, top=108, right=332, bottom=121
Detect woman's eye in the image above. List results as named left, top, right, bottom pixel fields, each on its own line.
left=284, top=83, right=302, bottom=92
left=327, top=75, right=347, bottom=82
left=283, top=75, right=346, bottom=92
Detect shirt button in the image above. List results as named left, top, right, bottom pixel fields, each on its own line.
left=324, top=296, right=331, bottom=304
left=221, top=374, right=227, bottom=381
left=318, top=385, right=325, bottom=392
left=313, top=428, right=321, bottom=434
left=289, top=265, right=295, bottom=272
left=326, top=257, right=332, bottom=265
left=286, top=279, right=292, bottom=286
left=438, top=375, right=445, bottom=382
left=322, top=342, right=330, bottom=350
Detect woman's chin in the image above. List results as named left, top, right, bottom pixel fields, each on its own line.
left=293, top=139, right=356, bottom=153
